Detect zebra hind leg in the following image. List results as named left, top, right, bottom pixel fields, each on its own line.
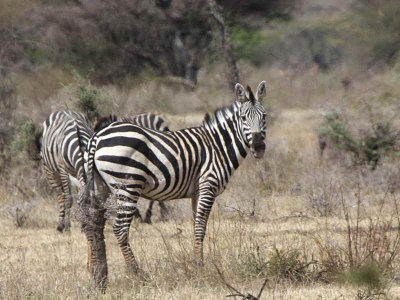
left=159, top=201, right=169, bottom=221
left=45, top=171, right=66, bottom=232
left=113, top=192, right=141, bottom=274
left=143, top=200, right=155, bottom=224
left=60, top=171, right=72, bottom=232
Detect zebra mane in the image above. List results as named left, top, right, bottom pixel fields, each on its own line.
left=93, top=114, right=118, bottom=132
left=203, top=102, right=240, bottom=128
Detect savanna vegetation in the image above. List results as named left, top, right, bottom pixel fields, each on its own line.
left=1, top=0, right=400, bottom=299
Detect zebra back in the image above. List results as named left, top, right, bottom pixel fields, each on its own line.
left=93, top=113, right=170, bottom=133
left=93, top=115, right=118, bottom=132
left=41, top=110, right=92, bottom=179
left=120, top=113, right=170, bottom=132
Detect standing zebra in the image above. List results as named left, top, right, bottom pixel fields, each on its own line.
left=81, top=81, right=268, bottom=288
left=93, top=114, right=171, bottom=223
left=38, top=111, right=170, bottom=232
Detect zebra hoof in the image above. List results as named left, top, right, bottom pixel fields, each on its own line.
left=143, top=217, right=152, bottom=224
left=56, top=224, right=64, bottom=232
left=131, top=268, right=150, bottom=282
left=195, top=259, right=204, bottom=267
left=87, top=263, right=94, bottom=275
left=64, top=223, right=71, bottom=232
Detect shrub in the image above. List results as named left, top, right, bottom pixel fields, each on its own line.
left=307, top=180, right=340, bottom=217
left=232, top=27, right=269, bottom=67
left=355, top=0, right=400, bottom=66
left=74, top=85, right=112, bottom=122
left=319, top=111, right=399, bottom=170
left=313, top=185, right=400, bottom=287
left=319, top=111, right=358, bottom=155
left=233, top=20, right=343, bottom=70
left=11, top=119, right=41, bottom=160
left=268, top=248, right=317, bottom=282
left=75, top=85, right=101, bottom=122
left=340, top=263, right=382, bottom=289
left=238, top=242, right=268, bottom=278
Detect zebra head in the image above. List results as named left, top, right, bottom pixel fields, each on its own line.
left=235, top=81, right=267, bottom=159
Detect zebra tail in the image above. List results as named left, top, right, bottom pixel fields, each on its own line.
left=78, top=136, right=97, bottom=206
left=28, top=126, right=43, bottom=161
left=74, top=120, right=87, bottom=154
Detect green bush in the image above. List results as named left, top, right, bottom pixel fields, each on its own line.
left=238, top=243, right=268, bottom=278
left=356, top=0, right=400, bottom=66
left=233, top=21, right=343, bottom=70
left=11, top=120, right=39, bottom=158
left=319, top=111, right=399, bottom=169
left=339, top=263, right=382, bottom=289
left=75, top=85, right=109, bottom=122
left=232, top=27, right=269, bottom=67
left=319, top=111, right=358, bottom=153
left=267, top=248, right=316, bottom=282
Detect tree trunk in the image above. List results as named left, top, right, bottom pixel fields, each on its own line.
left=207, top=0, right=240, bottom=91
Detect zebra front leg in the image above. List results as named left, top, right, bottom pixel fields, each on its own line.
left=113, top=193, right=140, bottom=274
left=193, top=190, right=215, bottom=264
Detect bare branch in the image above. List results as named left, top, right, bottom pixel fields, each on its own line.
left=213, top=262, right=267, bottom=300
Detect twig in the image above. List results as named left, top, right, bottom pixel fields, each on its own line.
left=213, top=262, right=268, bottom=300
left=272, top=213, right=315, bottom=222
left=213, top=262, right=246, bottom=298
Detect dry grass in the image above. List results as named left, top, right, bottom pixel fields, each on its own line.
left=2, top=37, right=400, bottom=299
left=1, top=191, right=400, bottom=299
left=2, top=101, right=400, bottom=298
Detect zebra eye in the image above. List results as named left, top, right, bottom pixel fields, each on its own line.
left=241, top=115, right=247, bottom=121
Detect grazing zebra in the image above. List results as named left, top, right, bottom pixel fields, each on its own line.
left=39, top=110, right=92, bottom=232
left=38, top=111, right=170, bottom=232
left=93, top=113, right=170, bottom=133
left=81, top=81, right=268, bottom=285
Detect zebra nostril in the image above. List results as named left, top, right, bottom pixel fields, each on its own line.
left=254, top=142, right=265, bottom=152
left=252, top=132, right=264, bottom=145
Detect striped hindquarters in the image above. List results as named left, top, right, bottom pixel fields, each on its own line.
left=40, top=110, right=93, bottom=231
left=41, top=110, right=93, bottom=184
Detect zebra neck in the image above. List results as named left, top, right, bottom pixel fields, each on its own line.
left=203, top=103, right=249, bottom=170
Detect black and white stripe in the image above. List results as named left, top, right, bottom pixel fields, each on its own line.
left=39, top=111, right=170, bottom=232
left=82, top=81, right=268, bottom=275
left=40, top=110, right=92, bottom=232
left=93, top=113, right=171, bottom=223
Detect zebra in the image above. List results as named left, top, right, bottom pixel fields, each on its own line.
left=39, top=110, right=92, bottom=232
left=93, top=114, right=171, bottom=223
left=80, top=81, right=268, bottom=286
left=37, top=111, right=170, bottom=232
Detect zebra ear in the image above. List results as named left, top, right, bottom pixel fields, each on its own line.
left=235, top=83, right=246, bottom=102
left=256, top=81, right=267, bottom=101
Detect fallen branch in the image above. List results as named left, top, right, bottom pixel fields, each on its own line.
left=213, top=262, right=268, bottom=300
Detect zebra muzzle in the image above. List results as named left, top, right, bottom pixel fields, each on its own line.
left=252, top=133, right=265, bottom=158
